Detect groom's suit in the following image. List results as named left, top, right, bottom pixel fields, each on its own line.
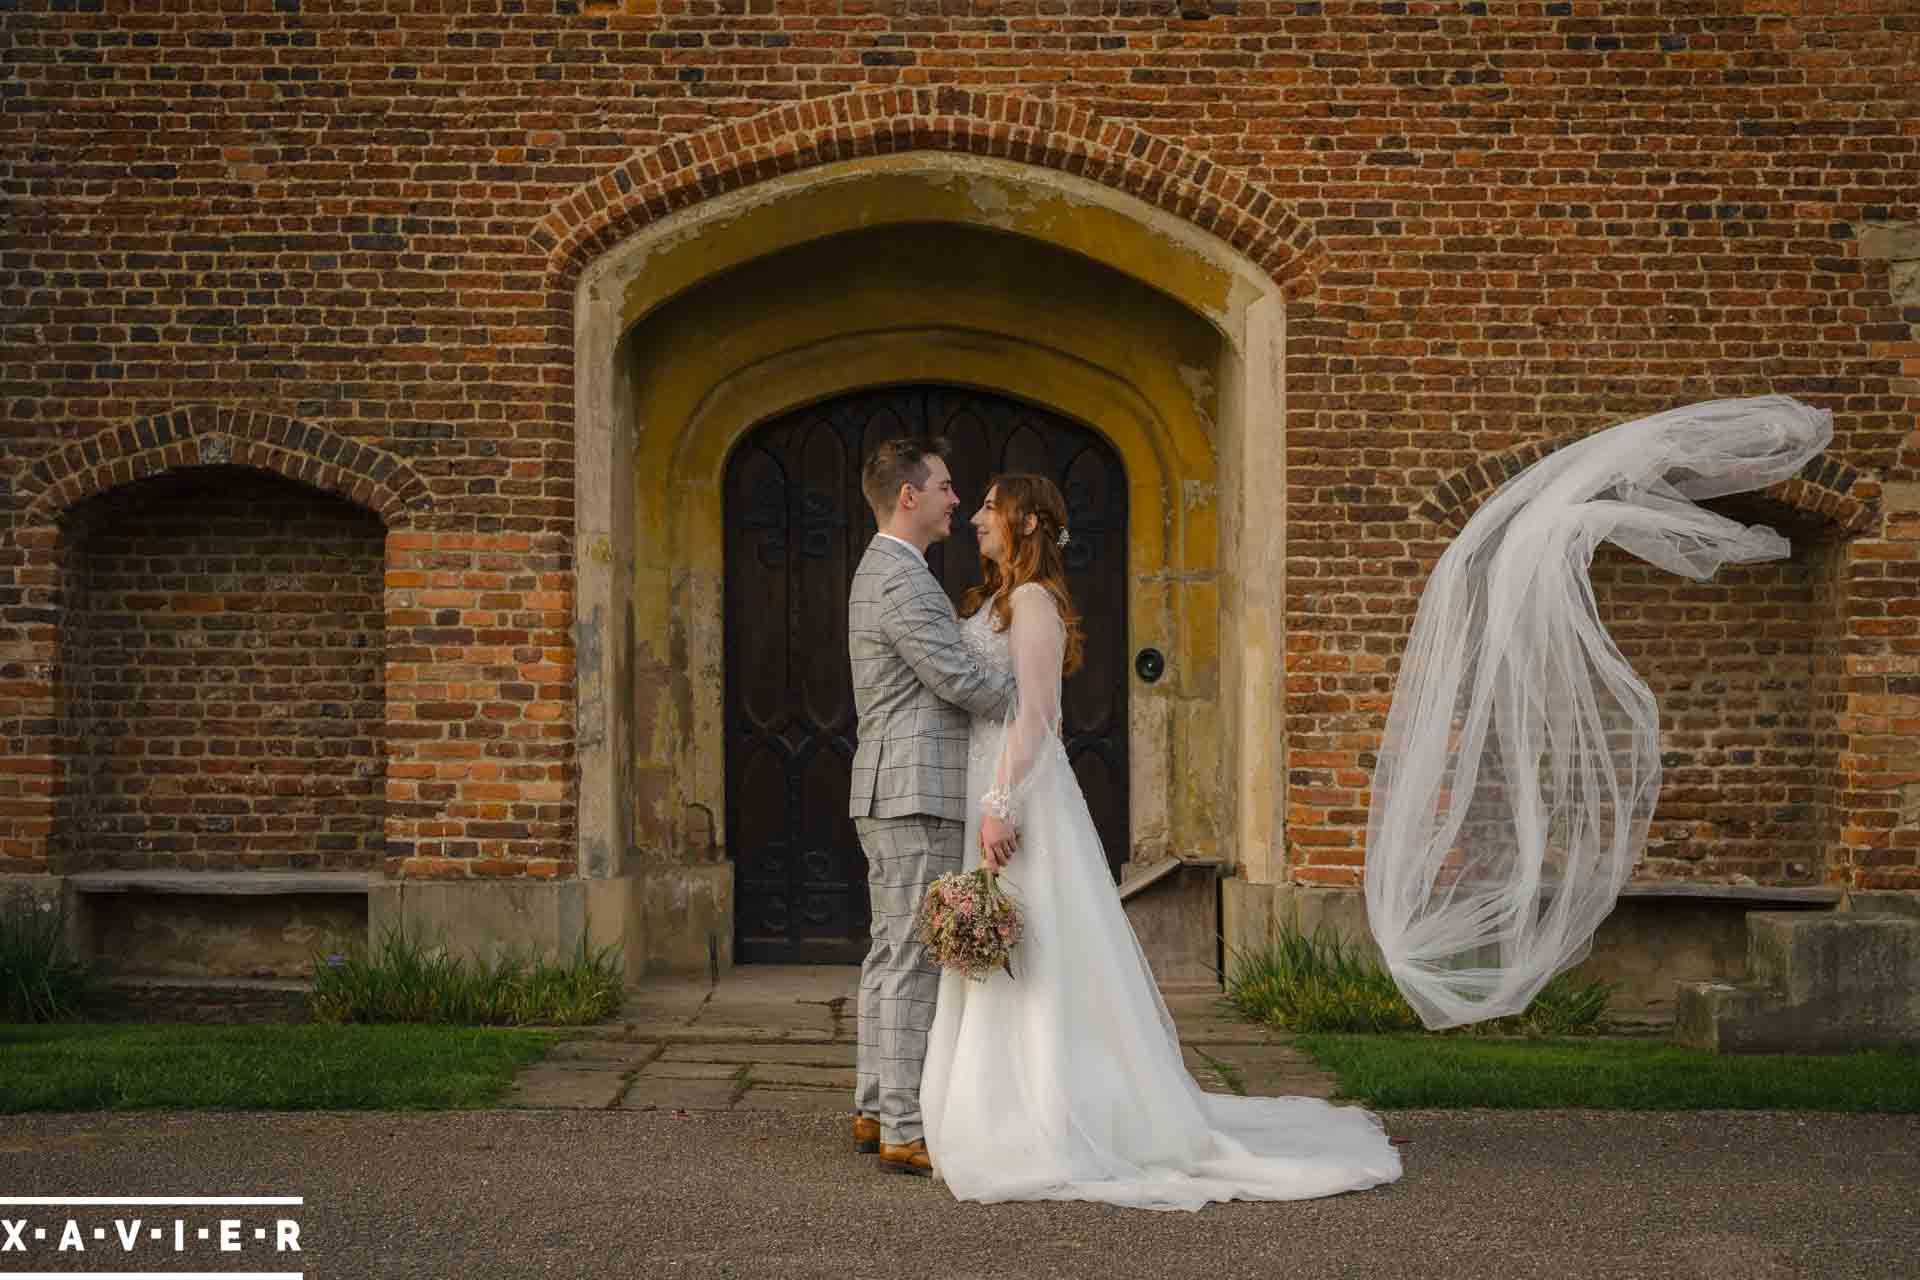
left=848, top=534, right=1014, bottom=1147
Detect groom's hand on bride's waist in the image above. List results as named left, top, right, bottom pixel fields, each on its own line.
left=981, top=814, right=1018, bottom=870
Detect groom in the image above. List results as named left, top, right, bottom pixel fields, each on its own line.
left=847, top=436, right=1015, bottom=1177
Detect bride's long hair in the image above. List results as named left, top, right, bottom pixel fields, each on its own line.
left=960, top=473, right=1085, bottom=677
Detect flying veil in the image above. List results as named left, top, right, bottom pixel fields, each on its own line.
left=1363, top=395, right=1834, bottom=1029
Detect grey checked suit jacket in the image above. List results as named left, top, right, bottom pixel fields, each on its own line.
left=847, top=536, right=1015, bottom=823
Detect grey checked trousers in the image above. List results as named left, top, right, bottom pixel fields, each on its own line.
left=853, top=814, right=962, bottom=1146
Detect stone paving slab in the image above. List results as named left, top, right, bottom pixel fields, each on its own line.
left=749, top=1062, right=856, bottom=1089
left=658, top=1042, right=853, bottom=1066
left=514, top=966, right=1337, bottom=1111
left=543, top=1039, right=661, bottom=1066
left=1209, top=1042, right=1341, bottom=1098
left=735, top=1086, right=847, bottom=1113
left=637, top=1060, right=741, bottom=1081
left=620, top=1078, right=738, bottom=1111
left=1164, top=993, right=1284, bottom=1045
left=1181, top=1046, right=1238, bottom=1094
left=505, top=1064, right=629, bottom=1110
left=620, top=1026, right=842, bottom=1045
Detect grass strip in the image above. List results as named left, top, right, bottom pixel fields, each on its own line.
left=1297, top=1033, right=1920, bottom=1112
left=0, top=1023, right=560, bottom=1113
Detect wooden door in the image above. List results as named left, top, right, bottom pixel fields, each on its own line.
left=724, top=386, right=1129, bottom=963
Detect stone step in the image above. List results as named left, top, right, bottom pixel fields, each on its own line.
left=1674, top=911, right=1920, bottom=1053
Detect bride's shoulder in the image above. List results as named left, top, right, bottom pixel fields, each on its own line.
left=1008, top=581, right=1064, bottom=620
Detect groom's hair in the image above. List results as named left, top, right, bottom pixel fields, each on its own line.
left=861, top=435, right=951, bottom=521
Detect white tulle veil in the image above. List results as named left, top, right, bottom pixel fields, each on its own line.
left=1363, top=395, right=1834, bottom=1029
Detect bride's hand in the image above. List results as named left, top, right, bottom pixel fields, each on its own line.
left=980, top=815, right=1018, bottom=871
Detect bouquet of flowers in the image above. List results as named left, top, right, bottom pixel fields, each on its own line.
left=915, top=867, right=1023, bottom=981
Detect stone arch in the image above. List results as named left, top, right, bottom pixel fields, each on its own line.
left=533, top=87, right=1322, bottom=306
left=1417, top=434, right=1877, bottom=537
left=565, top=150, right=1296, bottom=977
left=16, top=405, right=432, bottom=530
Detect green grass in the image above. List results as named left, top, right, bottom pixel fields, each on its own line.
left=308, top=929, right=623, bottom=1027
left=0, top=1023, right=561, bottom=1113
left=1298, top=1033, right=1920, bottom=1112
left=1224, top=924, right=1615, bottom=1036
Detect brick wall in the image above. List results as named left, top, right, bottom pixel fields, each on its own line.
left=1592, top=534, right=1825, bottom=885
left=1, top=0, right=1915, bottom=885
left=383, top=528, right=575, bottom=879
left=57, top=469, right=386, bottom=873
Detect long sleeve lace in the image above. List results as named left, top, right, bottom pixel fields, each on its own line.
left=979, top=583, right=1066, bottom=822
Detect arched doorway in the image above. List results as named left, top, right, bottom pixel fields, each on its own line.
left=567, top=152, right=1284, bottom=980
left=723, top=385, right=1130, bottom=963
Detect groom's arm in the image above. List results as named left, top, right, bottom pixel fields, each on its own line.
left=878, top=571, right=1014, bottom=720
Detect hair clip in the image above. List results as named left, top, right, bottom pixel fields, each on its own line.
left=1056, top=528, right=1071, bottom=548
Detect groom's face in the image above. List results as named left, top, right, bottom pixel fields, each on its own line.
left=908, top=455, right=960, bottom=545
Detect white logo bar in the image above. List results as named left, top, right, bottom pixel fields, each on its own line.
left=3, top=1274, right=301, bottom=1279
left=0, top=1198, right=303, bottom=1206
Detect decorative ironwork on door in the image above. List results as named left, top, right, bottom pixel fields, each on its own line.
left=724, top=386, right=1130, bottom=964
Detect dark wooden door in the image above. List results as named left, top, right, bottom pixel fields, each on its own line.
left=724, top=385, right=1129, bottom=964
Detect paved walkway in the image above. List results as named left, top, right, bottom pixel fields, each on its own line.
left=507, top=965, right=1336, bottom=1112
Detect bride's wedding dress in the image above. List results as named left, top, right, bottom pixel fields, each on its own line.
left=920, top=582, right=1402, bottom=1210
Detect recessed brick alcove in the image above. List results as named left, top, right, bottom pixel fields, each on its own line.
left=51, top=468, right=385, bottom=978
left=55, top=467, right=387, bottom=876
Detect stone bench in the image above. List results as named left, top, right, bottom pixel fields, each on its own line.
left=1567, top=881, right=1843, bottom=1023
left=63, top=870, right=377, bottom=981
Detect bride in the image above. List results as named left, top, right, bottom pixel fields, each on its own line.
left=919, top=473, right=1403, bottom=1210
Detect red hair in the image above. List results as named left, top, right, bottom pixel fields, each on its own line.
left=959, top=473, right=1085, bottom=676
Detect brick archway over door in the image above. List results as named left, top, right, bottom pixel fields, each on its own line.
left=533, top=87, right=1322, bottom=306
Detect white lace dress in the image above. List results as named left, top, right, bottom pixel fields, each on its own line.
left=919, top=583, right=1403, bottom=1210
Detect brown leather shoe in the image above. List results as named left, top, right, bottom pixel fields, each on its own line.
left=852, top=1115, right=880, bottom=1154
left=877, top=1138, right=933, bottom=1177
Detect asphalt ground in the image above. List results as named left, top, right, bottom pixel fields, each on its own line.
left=1, top=1106, right=1915, bottom=1279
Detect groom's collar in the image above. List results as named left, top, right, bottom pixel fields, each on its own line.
left=873, top=532, right=928, bottom=567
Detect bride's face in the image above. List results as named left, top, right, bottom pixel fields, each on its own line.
left=971, top=487, right=1011, bottom=566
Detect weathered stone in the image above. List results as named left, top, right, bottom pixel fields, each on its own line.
left=636, top=1060, right=741, bottom=1081
left=507, top=1065, right=628, bottom=1110
left=1844, top=890, right=1920, bottom=921
left=746, top=1063, right=856, bottom=1089
left=619, top=1078, right=738, bottom=1111
left=369, top=880, right=586, bottom=968
left=1163, top=992, right=1284, bottom=1046
left=1120, top=856, right=1224, bottom=992
left=734, top=1087, right=846, bottom=1114
left=543, top=1039, right=659, bottom=1067
left=1855, top=220, right=1920, bottom=264
left=657, top=1043, right=853, bottom=1067
left=80, top=890, right=367, bottom=981
left=1181, top=1047, right=1239, bottom=1095
left=1674, top=913, right=1920, bottom=1053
